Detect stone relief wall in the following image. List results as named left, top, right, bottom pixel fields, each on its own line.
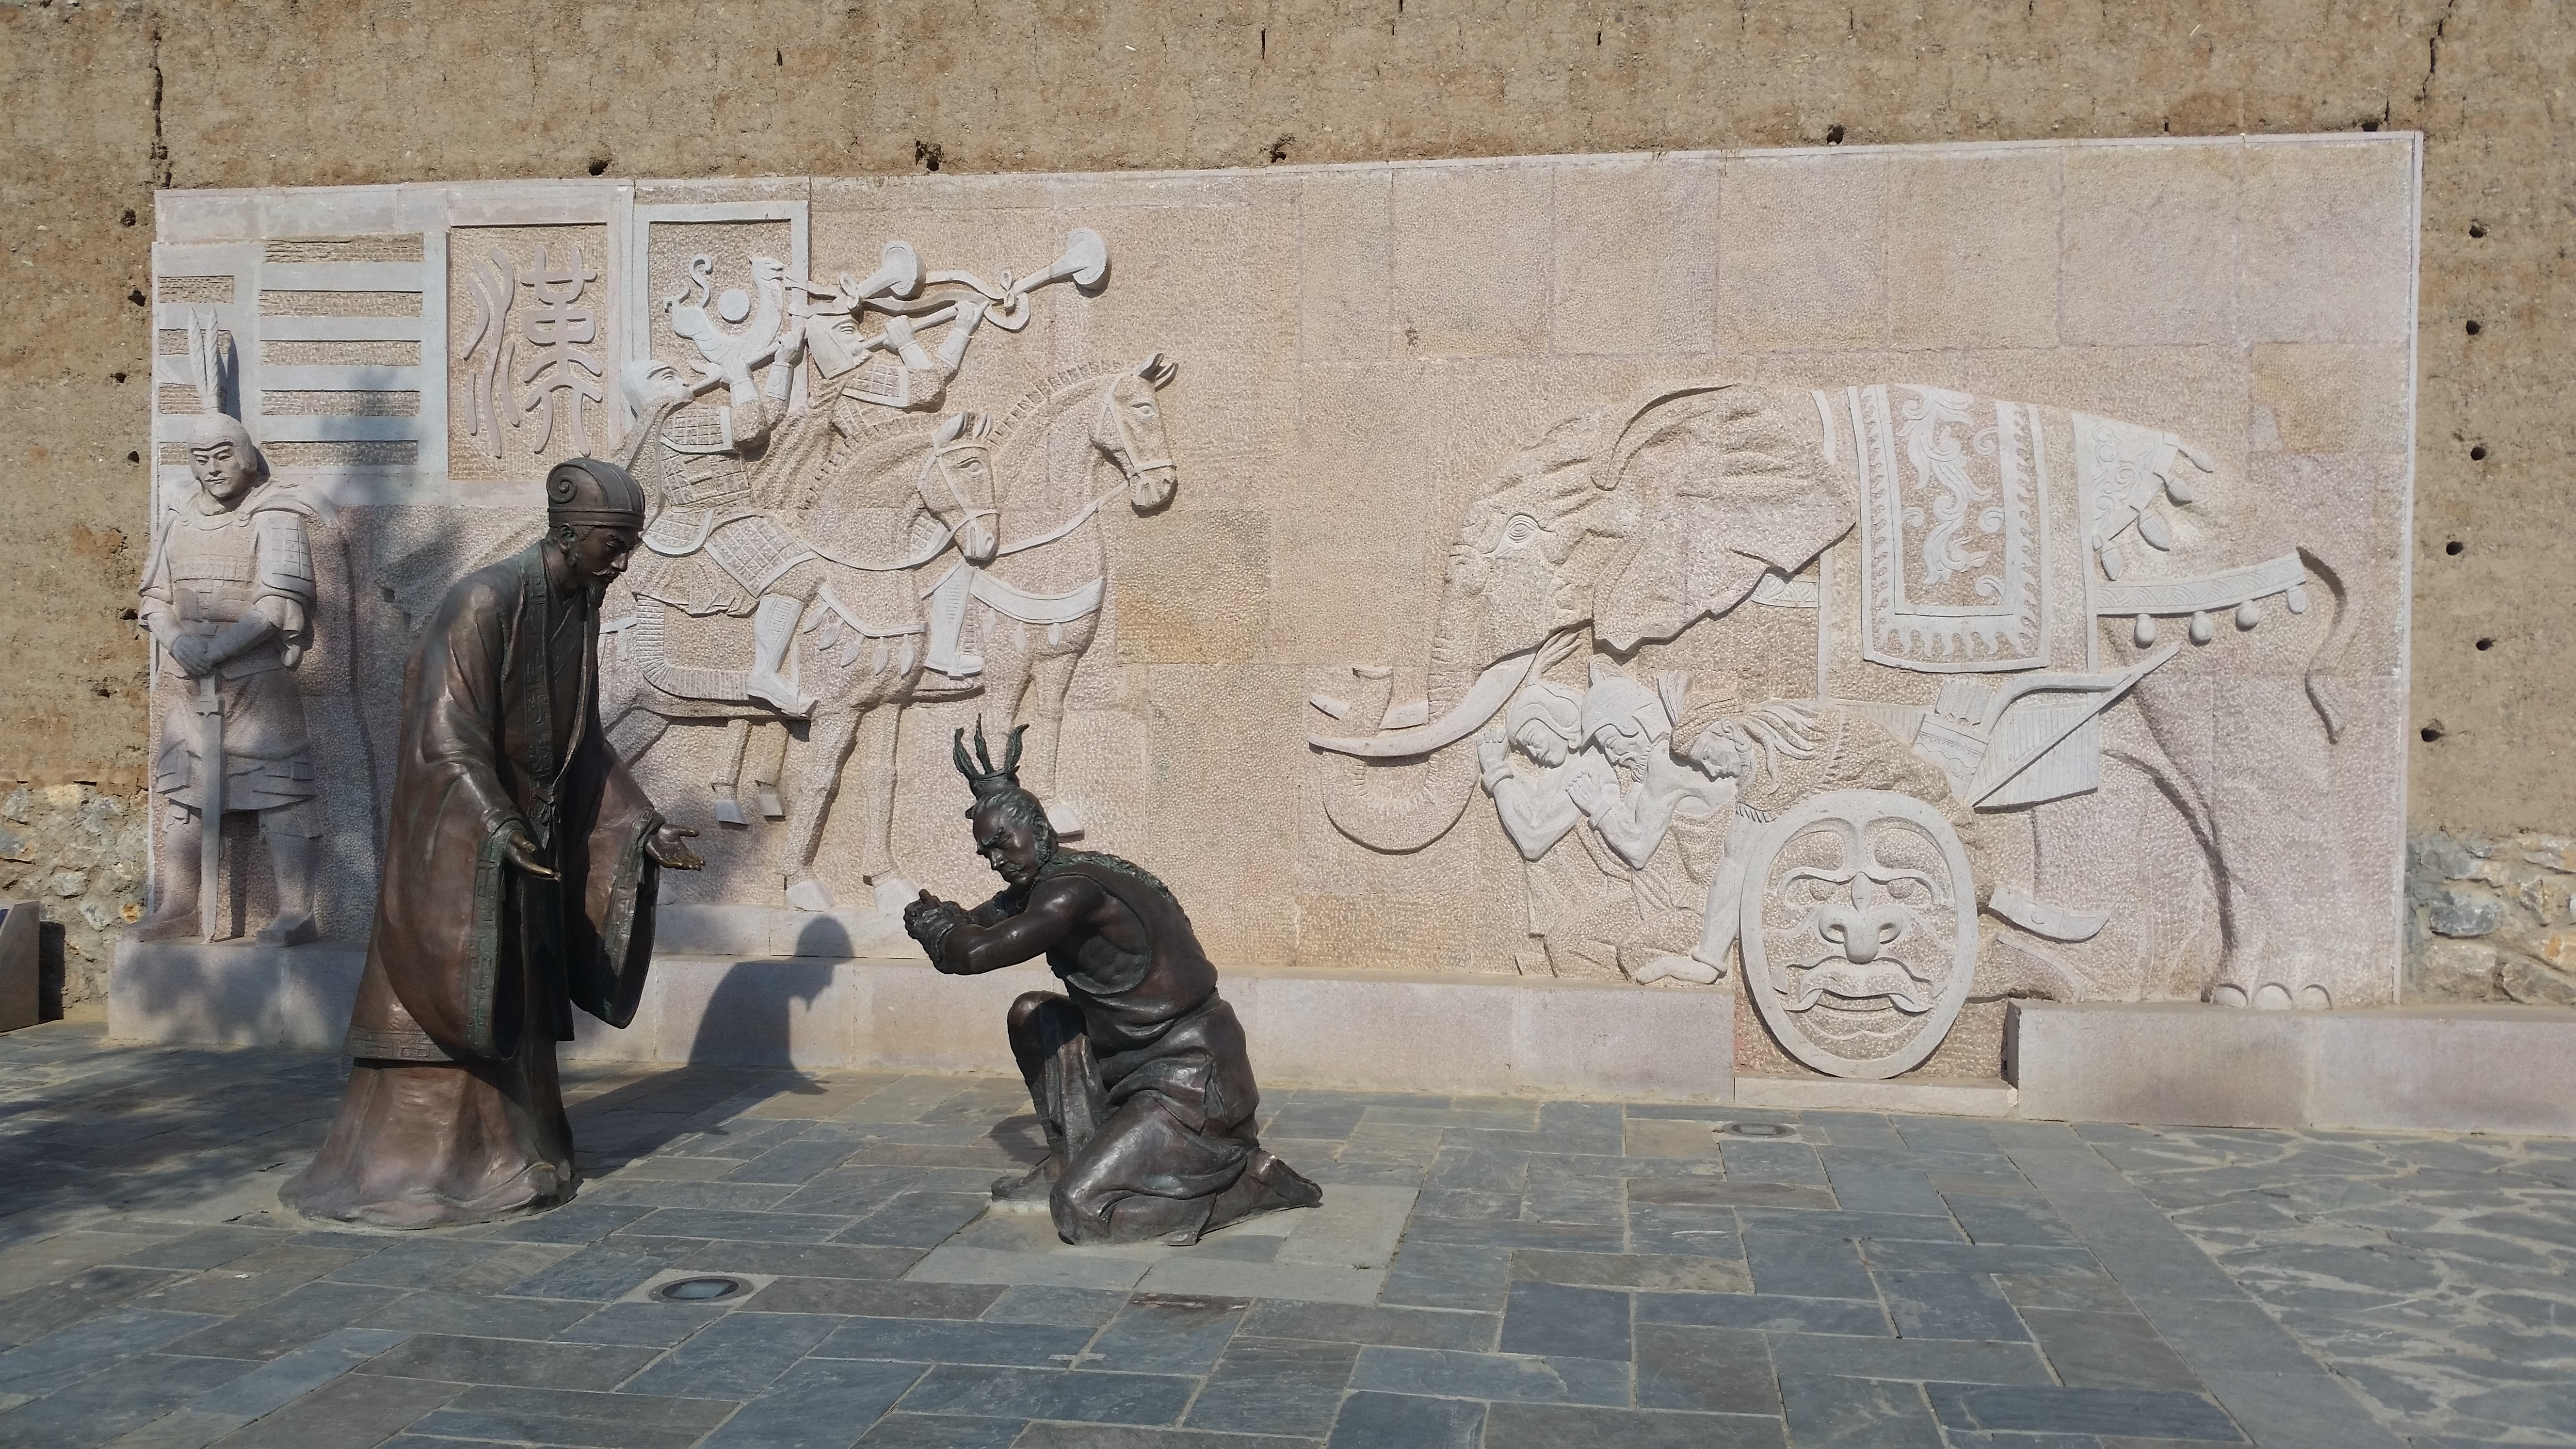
left=144, top=136, right=2418, bottom=1079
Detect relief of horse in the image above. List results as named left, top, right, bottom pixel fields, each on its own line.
left=600, top=408, right=998, bottom=906
left=600, top=353, right=1181, bottom=909
left=933, top=354, right=1182, bottom=822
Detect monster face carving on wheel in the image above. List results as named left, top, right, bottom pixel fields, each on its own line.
left=1739, top=791, right=1978, bottom=1081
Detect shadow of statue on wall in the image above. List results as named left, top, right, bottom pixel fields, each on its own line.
left=679, top=915, right=850, bottom=1070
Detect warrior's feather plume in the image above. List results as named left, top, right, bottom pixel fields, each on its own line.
left=186, top=308, right=232, bottom=420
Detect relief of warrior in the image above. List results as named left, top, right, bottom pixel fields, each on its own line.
left=1480, top=678, right=1643, bottom=978
left=615, top=304, right=824, bottom=718
left=133, top=325, right=323, bottom=945
left=1480, top=661, right=1925, bottom=987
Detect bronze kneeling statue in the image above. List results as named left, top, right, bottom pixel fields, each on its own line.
left=904, top=724, right=1322, bottom=1246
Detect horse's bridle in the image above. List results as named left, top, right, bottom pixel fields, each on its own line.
left=917, top=433, right=998, bottom=559
left=1096, top=376, right=1175, bottom=480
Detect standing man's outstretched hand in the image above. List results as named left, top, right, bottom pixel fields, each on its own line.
left=646, top=824, right=704, bottom=870
left=500, top=825, right=558, bottom=881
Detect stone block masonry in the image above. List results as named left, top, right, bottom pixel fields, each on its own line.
left=2404, top=828, right=2576, bottom=1005
left=0, top=786, right=148, bottom=1013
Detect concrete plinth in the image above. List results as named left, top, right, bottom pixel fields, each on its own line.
left=584, top=955, right=1738, bottom=1102
left=1734, top=1073, right=2018, bottom=1118
left=109, top=936, right=1738, bottom=1103
left=2009, top=1000, right=2576, bottom=1134
left=110, top=935, right=366, bottom=1050
left=116, top=940, right=2576, bottom=1130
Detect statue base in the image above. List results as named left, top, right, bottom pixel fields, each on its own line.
left=110, top=916, right=1731, bottom=1101
left=109, top=931, right=2576, bottom=1130
left=2006, top=999, right=2576, bottom=1136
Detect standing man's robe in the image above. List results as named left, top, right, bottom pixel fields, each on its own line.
left=285, top=544, right=662, bottom=1228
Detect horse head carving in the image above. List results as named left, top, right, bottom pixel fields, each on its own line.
left=925, top=411, right=998, bottom=566
left=1100, top=354, right=1180, bottom=511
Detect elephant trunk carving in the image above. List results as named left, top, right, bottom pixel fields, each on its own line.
left=1317, top=557, right=1496, bottom=853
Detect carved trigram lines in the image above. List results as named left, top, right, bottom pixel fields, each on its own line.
left=154, top=235, right=434, bottom=484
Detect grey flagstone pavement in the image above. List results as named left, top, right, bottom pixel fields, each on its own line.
left=1, top=1018, right=2567, bottom=1447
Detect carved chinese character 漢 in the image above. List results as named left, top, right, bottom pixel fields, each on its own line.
left=516, top=243, right=605, bottom=454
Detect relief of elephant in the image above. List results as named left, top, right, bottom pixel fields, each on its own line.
left=1310, top=380, right=2379, bottom=1016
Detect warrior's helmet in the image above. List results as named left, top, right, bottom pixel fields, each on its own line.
left=182, top=309, right=264, bottom=482
left=620, top=356, right=689, bottom=415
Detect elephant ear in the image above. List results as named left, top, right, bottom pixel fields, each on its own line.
left=1594, top=385, right=1855, bottom=652
left=1596, top=521, right=1690, bottom=653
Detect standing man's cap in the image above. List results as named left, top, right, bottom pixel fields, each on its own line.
left=546, top=459, right=647, bottom=524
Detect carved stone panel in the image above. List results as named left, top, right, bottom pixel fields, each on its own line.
left=446, top=225, right=618, bottom=477
left=1740, top=790, right=1979, bottom=1080
left=631, top=208, right=804, bottom=402
left=145, top=135, right=2419, bottom=1089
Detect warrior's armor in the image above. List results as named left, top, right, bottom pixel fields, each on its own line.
left=139, top=497, right=321, bottom=821
left=630, top=395, right=817, bottom=613
left=622, top=374, right=823, bottom=717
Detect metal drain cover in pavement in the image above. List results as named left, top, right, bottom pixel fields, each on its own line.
left=653, top=1275, right=748, bottom=1303
left=1716, top=1121, right=1796, bottom=1138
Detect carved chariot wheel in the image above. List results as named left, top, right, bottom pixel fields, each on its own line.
left=1738, top=789, right=1978, bottom=1081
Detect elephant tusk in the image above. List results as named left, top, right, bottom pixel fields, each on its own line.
left=1307, top=647, right=1544, bottom=759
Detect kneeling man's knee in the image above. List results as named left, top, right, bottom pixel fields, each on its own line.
left=1007, top=991, right=1060, bottom=1034
left=1049, top=1181, right=1109, bottom=1244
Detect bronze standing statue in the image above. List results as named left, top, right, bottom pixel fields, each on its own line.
left=285, top=460, right=703, bottom=1229
left=904, top=724, right=1321, bottom=1246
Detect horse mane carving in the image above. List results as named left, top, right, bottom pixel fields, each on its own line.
left=799, top=410, right=949, bottom=527
left=989, top=359, right=1134, bottom=483
left=995, top=358, right=1133, bottom=438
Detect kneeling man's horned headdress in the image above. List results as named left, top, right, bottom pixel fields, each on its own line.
left=952, top=719, right=1031, bottom=802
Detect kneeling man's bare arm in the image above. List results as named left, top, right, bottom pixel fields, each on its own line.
left=904, top=877, right=1102, bottom=975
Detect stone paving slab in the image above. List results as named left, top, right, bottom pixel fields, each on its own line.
left=0, top=1020, right=2567, bottom=1446
left=904, top=1185, right=1414, bottom=1305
